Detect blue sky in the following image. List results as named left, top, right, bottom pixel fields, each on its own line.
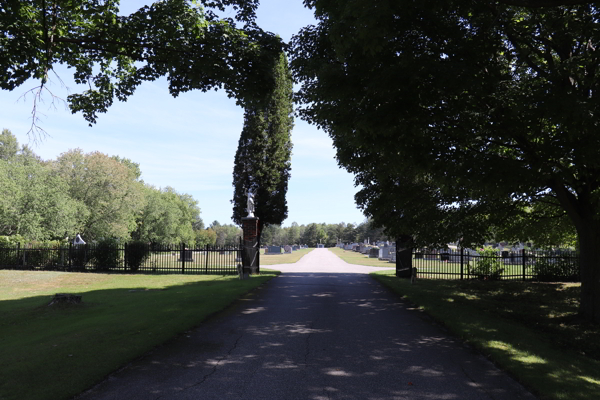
left=0, top=0, right=366, bottom=227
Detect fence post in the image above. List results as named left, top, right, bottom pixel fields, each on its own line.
left=124, top=242, right=128, bottom=271
left=181, top=243, right=185, bottom=274
left=460, top=247, right=464, bottom=280
left=205, top=244, right=209, bottom=274
left=522, top=248, right=526, bottom=281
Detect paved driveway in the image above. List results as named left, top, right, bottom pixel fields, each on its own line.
left=78, top=249, right=536, bottom=400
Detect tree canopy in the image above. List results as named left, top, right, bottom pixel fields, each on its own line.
left=0, top=0, right=284, bottom=133
left=292, top=1, right=600, bottom=321
left=0, top=129, right=208, bottom=243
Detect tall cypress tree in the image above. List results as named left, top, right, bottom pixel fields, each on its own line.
left=232, top=52, right=294, bottom=238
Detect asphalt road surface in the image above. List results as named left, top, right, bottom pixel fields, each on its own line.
left=78, top=249, right=537, bottom=400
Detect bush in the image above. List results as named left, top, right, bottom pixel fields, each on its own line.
left=0, top=235, right=25, bottom=247
left=125, top=241, right=150, bottom=272
left=533, top=256, right=579, bottom=282
left=471, top=247, right=505, bottom=280
left=90, top=239, right=121, bottom=271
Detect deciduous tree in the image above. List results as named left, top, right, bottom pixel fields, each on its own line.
left=1, top=0, right=283, bottom=135
left=292, top=1, right=600, bottom=321
left=51, top=149, right=143, bottom=239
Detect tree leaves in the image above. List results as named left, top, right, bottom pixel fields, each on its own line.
left=1, top=0, right=283, bottom=127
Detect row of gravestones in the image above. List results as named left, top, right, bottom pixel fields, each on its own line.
left=339, top=241, right=398, bottom=263
left=265, top=245, right=308, bottom=255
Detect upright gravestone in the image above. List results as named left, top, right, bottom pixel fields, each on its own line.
left=268, top=246, right=282, bottom=254
left=284, top=245, right=292, bottom=254
left=389, top=247, right=397, bottom=263
left=179, top=248, right=194, bottom=262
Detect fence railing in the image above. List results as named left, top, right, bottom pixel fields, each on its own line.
left=0, top=242, right=243, bottom=275
left=410, top=248, right=580, bottom=281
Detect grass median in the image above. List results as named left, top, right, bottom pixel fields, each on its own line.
left=259, top=247, right=314, bottom=265
left=0, top=269, right=279, bottom=400
left=371, top=269, right=600, bottom=400
left=328, top=247, right=395, bottom=268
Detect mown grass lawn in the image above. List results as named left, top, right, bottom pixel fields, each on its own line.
left=371, top=270, right=600, bottom=400
left=0, top=269, right=279, bottom=400
left=259, top=247, right=313, bottom=265
left=328, top=247, right=395, bottom=268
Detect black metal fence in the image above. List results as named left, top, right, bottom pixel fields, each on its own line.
left=0, top=242, right=243, bottom=275
left=411, top=248, right=580, bottom=281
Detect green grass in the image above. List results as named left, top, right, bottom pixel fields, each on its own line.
left=371, top=270, right=600, bottom=400
left=0, top=269, right=279, bottom=400
left=259, top=248, right=314, bottom=265
left=328, top=247, right=395, bottom=268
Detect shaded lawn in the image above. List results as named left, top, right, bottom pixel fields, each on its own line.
left=259, top=248, right=313, bottom=265
left=0, top=269, right=279, bottom=400
left=328, top=247, right=395, bottom=268
left=372, top=270, right=600, bottom=400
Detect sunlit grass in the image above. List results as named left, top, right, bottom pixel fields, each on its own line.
left=0, top=269, right=279, bottom=400
left=259, top=248, right=313, bottom=265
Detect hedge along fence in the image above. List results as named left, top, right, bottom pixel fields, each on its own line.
left=0, top=241, right=243, bottom=275
left=410, top=247, right=580, bottom=282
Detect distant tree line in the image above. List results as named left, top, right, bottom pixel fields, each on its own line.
left=260, top=220, right=389, bottom=248
left=0, top=128, right=235, bottom=247
left=0, top=129, right=387, bottom=248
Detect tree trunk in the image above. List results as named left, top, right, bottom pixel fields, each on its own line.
left=577, top=222, right=600, bottom=322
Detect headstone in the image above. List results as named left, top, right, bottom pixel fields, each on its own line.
left=424, top=250, right=438, bottom=260
left=369, top=248, right=379, bottom=258
left=317, top=244, right=324, bottom=248
left=379, top=245, right=392, bottom=260
left=284, top=245, right=292, bottom=254
left=389, top=248, right=397, bottom=263
left=267, top=246, right=282, bottom=254
left=448, top=254, right=461, bottom=263
left=179, top=249, right=194, bottom=262
left=292, top=245, right=299, bottom=251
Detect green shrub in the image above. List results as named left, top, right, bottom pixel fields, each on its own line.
left=471, top=247, right=505, bottom=280
left=90, top=239, right=122, bottom=271
left=533, top=256, right=579, bottom=282
left=125, top=241, right=150, bottom=272
left=0, top=235, right=25, bottom=248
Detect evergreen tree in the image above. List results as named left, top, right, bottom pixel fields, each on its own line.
left=231, top=52, right=294, bottom=239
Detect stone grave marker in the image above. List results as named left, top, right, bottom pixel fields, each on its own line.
left=179, top=248, right=194, bottom=262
